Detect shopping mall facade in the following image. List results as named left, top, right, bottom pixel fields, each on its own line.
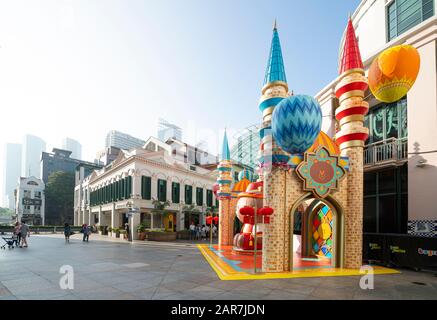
left=316, top=0, right=436, bottom=237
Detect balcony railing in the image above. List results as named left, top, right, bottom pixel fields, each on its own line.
left=364, top=137, right=408, bottom=167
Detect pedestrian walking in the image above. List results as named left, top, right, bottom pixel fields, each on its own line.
left=20, top=221, right=30, bottom=248
left=189, top=222, right=196, bottom=240
left=212, top=224, right=217, bottom=238
left=196, top=224, right=201, bottom=240
left=201, top=225, right=206, bottom=240
left=13, top=222, right=21, bottom=247
left=82, top=224, right=90, bottom=242
left=125, top=222, right=130, bottom=240
left=64, top=223, right=71, bottom=243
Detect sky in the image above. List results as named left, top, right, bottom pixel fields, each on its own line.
left=0, top=0, right=360, bottom=203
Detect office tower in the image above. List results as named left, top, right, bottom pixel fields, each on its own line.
left=105, top=130, right=146, bottom=150
left=62, top=137, right=82, bottom=160
left=158, top=118, right=182, bottom=142
left=3, top=143, right=22, bottom=209
left=21, top=134, right=46, bottom=178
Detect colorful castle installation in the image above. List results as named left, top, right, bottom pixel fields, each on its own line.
left=216, top=19, right=370, bottom=271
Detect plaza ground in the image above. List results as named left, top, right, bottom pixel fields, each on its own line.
left=0, top=234, right=436, bottom=300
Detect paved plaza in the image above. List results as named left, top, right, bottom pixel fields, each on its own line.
left=0, top=234, right=436, bottom=300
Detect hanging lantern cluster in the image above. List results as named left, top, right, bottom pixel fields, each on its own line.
left=206, top=215, right=219, bottom=225
left=239, top=206, right=274, bottom=225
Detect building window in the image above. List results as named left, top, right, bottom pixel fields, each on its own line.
left=34, top=191, right=41, bottom=199
left=172, top=182, right=180, bottom=204
left=125, top=176, right=132, bottom=199
left=365, top=97, right=407, bottom=144
left=387, top=0, right=435, bottom=42
left=364, top=164, right=408, bottom=233
left=185, top=185, right=193, bottom=205
left=141, top=176, right=151, bottom=200
left=157, top=179, right=167, bottom=202
left=196, top=187, right=203, bottom=206
left=206, top=189, right=213, bottom=207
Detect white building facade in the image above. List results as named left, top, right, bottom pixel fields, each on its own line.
left=74, top=141, right=218, bottom=239
left=15, top=176, right=45, bottom=225
left=316, top=0, right=436, bottom=236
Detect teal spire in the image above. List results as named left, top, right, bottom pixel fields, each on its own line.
left=220, top=130, right=230, bottom=161
left=263, top=20, right=287, bottom=85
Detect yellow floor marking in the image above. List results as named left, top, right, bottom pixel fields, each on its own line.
left=197, top=244, right=400, bottom=281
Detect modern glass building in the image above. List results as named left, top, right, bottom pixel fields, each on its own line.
left=21, top=134, right=46, bottom=178
left=62, top=137, right=82, bottom=160
left=157, top=118, right=182, bottom=142
left=316, top=0, right=436, bottom=237
left=230, top=124, right=261, bottom=171
left=105, top=130, right=146, bottom=151
left=3, top=143, right=22, bottom=209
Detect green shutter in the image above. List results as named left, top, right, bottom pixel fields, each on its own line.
left=196, top=187, right=203, bottom=206
left=172, top=182, right=180, bottom=203
left=158, top=179, right=167, bottom=202
left=142, top=176, right=151, bottom=200
left=185, top=185, right=192, bottom=205
left=207, top=190, right=212, bottom=207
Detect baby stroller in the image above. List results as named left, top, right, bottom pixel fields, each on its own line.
left=1, top=236, right=15, bottom=249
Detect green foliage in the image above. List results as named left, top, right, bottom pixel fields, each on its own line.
left=136, top=223, right=146, bottom=233
left=0, top=207, right=14, bottom=216
left=45, top=171, right=75, bottom=224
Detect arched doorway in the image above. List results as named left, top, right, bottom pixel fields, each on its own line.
left=289, top=194, right=344, bottom=270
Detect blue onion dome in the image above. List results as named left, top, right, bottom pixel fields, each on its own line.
left=271, top=95, right=322, bottom=154
left=238, top=169, right=253, bottom=182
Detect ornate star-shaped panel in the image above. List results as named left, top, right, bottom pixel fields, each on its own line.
left=296, top=146, right=346, bottom=198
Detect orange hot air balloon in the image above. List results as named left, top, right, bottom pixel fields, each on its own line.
left=368, top=44, right=420, bottom=103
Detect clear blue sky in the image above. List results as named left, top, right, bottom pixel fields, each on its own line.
left=0, top=0, right=360, bottom=200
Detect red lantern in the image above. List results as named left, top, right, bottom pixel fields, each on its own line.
left=239, top=206, right=255, bottom=216
left=206, top=216, right=213, bottom=225
left=258, top=206, right=274, bottom=216
left=213, top=216, right=219, bottom=224
left=213, top=183, right=219, bottom=197
left=264, top=216, right=271, bottom=224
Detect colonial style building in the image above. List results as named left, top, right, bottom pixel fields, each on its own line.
left=74, top=138, right=218, bottom=239
left=15, top=176, right=45, bottom=225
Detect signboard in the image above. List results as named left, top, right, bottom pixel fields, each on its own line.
left=22, top=198, right=42, bottom=206
left=296, top=146, right=346, bottom=198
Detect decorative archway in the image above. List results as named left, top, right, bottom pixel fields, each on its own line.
left=288, top=193, right=344, bottom=270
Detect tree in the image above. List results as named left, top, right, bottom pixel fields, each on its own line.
left=45, top=171, right=75, bottom=225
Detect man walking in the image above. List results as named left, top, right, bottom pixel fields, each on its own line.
left=20, top=221, right=30, bottom=248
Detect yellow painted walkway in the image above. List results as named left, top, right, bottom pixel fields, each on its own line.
left=198, top=244, right=400, bottom=281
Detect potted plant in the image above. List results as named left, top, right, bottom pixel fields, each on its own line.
left=113, top=227, right=120, bottom=238
left=137, top=223, right=146, bottom=240
left=108, top=226, right=113, bottom=237
left=119, top=229, right=127, bottom=240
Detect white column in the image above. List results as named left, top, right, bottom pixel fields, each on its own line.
left=88, top=209, right=94, bottom=226
left=151, top=175, right=158, bottom=200
left=130, top=212, right=141, bottom=240
left=132, top=173, right=141, bottom=199
left=98, top=207, right=102, bottom=226
left=167, top=177, right=172, bottom=203
left=111, top=203, right=116, bottom=237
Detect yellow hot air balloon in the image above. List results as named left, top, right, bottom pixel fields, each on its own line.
left=368, top=44, right=420, bottom=103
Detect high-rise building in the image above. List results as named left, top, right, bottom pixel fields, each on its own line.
left=105, top=130, right=146, bottom=150
left=62, top=137, right=82, bottom=160
left=230, top=124, right=261, bottom=170
left=21, top=134, right=46, bottom=179
left=41, top=148, right=102, bottom=225
left=158, top=118, right=182, bottom=142
left=3, top=143, right=22, bottom=209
